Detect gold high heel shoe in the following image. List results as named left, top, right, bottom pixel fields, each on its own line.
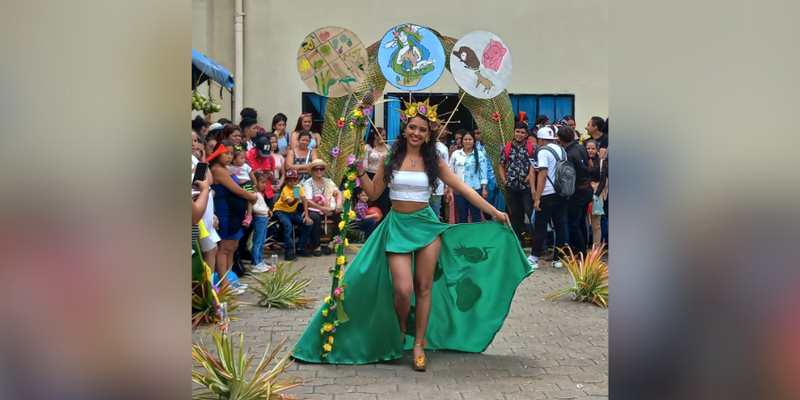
left=412, top=343, right=427, bottom=372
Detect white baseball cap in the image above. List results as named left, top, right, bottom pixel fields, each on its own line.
left=536, top=126, right=556, bottom=139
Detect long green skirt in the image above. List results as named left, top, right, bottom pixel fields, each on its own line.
left=292, top=207, right=533, bottom=364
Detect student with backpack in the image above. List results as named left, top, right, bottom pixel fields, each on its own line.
left=529, top=126, right=574, bottom=268
left=499, top=121, right=536, bottom=245
left=559, top=126, right=593, bottom=256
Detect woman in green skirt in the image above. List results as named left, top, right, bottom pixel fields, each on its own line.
left=293, top=101, right=533, bottom=371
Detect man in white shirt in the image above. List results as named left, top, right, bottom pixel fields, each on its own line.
left=430, top=133, right=450, bottom=220
left=529, top=126, right=568, bottom=268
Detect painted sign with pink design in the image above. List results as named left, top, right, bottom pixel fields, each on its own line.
left=449, top=31, right=513, bottom=99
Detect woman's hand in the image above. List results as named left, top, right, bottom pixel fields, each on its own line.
left=194, top=178, right=209, bottom=193
left=213, top=215, right=219, bottom=230
left=322, top=207, right=333, bottom=217
left=445, top=188, right=454, bottom=204
left=493, top=210, right=511, bottom=227
left=534, top=198, right=541, bottom=212
left=246, top=191, right=258, bottom=202
left=303, top=216, right=313, bottom=226
left=356, top=161, right=366, bottom=177
left=482, top=187, right=488, bottom=199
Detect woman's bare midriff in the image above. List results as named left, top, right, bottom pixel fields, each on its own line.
left=391, top=200, right=429, bottom=214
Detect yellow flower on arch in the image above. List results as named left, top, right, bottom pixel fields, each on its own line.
left=336, top=255, right=346, bottom=265
left=344, top=239, right=349, bottom=247
left=322, top=309, right=328, bottom=317
left=323, top=343, right=332, bottom=352
left=323, top=324, right=333, bottom=332
left=338, top=220, right=345, bottom=230
left=347, top=173, right=356, bottom=181
left=343, top=190, right=351, bottom=199
left=348, top=210, right=356, bottom=219
left=353, top=109, right=363, bottom=117
left=324, top=296, right=331, bottom=303
left=349, top=122, right=355, bottom=129
left=328, top=336, right=334, bottom=344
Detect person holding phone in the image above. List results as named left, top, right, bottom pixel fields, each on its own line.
left=209, top=140, right=258, bottom=288
left=272, top=169, right=313, bottom=261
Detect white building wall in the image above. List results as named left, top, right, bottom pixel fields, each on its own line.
left=193, top=0, right=607, bottom=128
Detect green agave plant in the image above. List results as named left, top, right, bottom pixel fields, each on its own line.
left=192, top=278, right=242, bottom=330
left=345, top=220, right=366, bottom=244
left=251, top=262, right=314, bottom=309
left=192, top=329, right=310, bottom=400
left=543, top=244, right=609, bottom=308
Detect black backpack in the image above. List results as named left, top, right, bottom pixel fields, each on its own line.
left=538, top=146, right=575, bottom=197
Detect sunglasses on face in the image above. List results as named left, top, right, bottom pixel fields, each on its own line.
left=312, top=166, right=325, bottom=172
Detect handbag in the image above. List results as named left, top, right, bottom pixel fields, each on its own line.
left=592, top=195, right=605, bottom=216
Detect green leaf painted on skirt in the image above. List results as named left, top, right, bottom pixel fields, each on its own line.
left=455, top=277, right=482, bottom=312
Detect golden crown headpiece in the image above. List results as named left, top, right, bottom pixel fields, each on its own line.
left=398, top=99, right=442, bottom=131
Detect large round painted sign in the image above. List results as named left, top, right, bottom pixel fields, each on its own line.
left=377, top=23, right=446, bottom=91
left=449, top=31, right=513, bottom=99
left=297, top=27, right=369, bottom=98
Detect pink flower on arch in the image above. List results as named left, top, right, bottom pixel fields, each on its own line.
left=346, top=155, right=356, bottom=166
left=334, top=287, right=342, bottom=297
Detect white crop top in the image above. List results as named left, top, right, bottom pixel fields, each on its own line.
left=388, top=171, right=432, bottom=203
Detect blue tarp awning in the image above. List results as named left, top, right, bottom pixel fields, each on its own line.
left=192, top=48, right=234, bottom=90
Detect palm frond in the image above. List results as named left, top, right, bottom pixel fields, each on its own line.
left=439, top=35, right=514, bottom=203
left=542, top=244, right=609, bottom=307
left=319, top=40, right=387, bottom=184
left=192, top=278, right=242, bottom=330
left=250, top=262, right=315, bottom=309
left=192, top=330, right=312, bottom=400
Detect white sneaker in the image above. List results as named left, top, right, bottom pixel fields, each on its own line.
left=251, top=263, right=270, bottom=273
left=527, top=255, right=539, bottom=268
left=552, top=260, right=564, bottom=268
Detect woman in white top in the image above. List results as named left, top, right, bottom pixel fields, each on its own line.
left=362, top=127, right=391, bottom=219
left=293, top=103, right=532, bottom=372
left=447, top=130, right=488, bottom=224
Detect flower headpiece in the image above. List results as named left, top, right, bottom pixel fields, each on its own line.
left=397, top=98, right=442, bottom=131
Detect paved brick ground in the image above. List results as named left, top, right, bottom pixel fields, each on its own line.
left=192, top=247, right=608, bottom=400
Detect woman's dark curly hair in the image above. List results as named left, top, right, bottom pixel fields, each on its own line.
left=383, top=115, right=439, bottom=193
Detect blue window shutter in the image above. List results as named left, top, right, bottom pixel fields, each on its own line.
left=386, top=96, right=401, bottom=141
left=517, top=95, right=537, bottom=130
left=555, top=96, right=573, bottom=119
left=538, top=96, right=555, bottom=121
left=308, top=94, right=327, bottom=116
left=509, top=94, right=519, bottom=118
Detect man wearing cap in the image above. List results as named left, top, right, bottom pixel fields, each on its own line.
left=207, top=122, right=223, bottom=141
left=246, top=136, right=277, bottom=203
left=529, top=126, right=568, bottom=268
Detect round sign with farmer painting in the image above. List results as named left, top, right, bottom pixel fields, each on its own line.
left=449, top=30, right=513, bottom=99
left=297, top=26, right=369, bottom=98
left=377, top=23, right=446, bottom=91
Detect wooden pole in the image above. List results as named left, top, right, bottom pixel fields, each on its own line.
left=436, top=91, right=465, bottom=141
